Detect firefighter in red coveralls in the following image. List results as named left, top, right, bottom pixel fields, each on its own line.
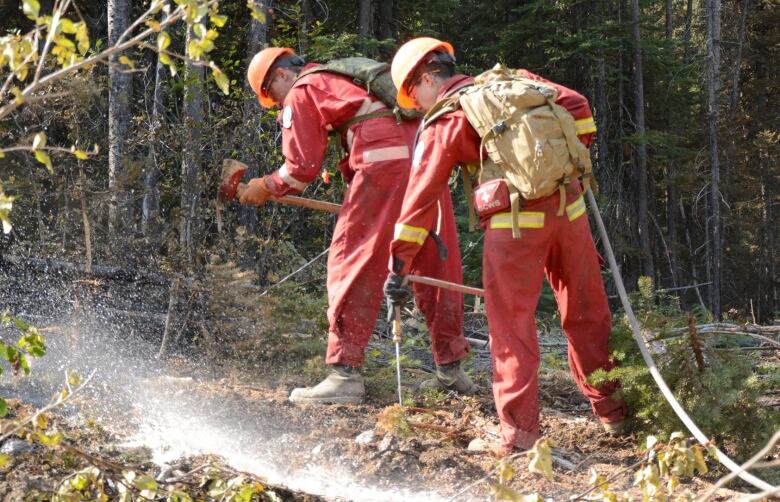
left=242, top=47, right=476, bottom=403
left=384, top=38, right=628, bottom=453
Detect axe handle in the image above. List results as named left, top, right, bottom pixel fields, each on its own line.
left=406, top=274, right=485, bottom=297
left=276, top=195, right=341, bottom=214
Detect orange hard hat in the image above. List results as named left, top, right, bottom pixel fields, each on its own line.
left=247, top=47, right=295, bottom=108
left=391, top=37, right=455, bottom=109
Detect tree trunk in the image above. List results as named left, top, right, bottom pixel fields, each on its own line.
left=594, top=58, right=609, bottom=179
left=142, top=0, right=168, bottom=249
left=630, top=0, right=654, bottom=279
left=180, top=26, right=204, bottom=258
left=299, top=0, right=312, bottom=55
left=358, top=0, right=372, bottom=54
left=665, top=0, right=673, bottom=40
left=706, top=0, right=722, bottom=318
left=107, top=0, right=133, bottom=236
left=238, top=2, right=271, bottom=269
left=377, top=0, right=393, bottom=40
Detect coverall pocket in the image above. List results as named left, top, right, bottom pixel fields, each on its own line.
left=353, top=118, right=410, bottom=170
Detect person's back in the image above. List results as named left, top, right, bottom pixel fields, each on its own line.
left=384, top=38, right=628, bottom=454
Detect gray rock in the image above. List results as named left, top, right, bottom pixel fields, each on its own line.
left=0, top=439, right=36, bottom=455
left=378, top=434, right=395, bottom=453
left=355, top=429, right=376, bottom=445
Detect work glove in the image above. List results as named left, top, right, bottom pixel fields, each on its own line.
left=238, top=177, right=272, bottom=206
left=383, top=272, right=411, bottom=308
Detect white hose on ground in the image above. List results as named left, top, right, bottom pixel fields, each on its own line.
left=585, top=188, right=774, bottom=492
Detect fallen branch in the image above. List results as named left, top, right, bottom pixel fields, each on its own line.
left=0, top=368, right=96, bottom=444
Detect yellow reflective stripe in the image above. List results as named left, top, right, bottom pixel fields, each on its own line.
left=489, top=211, right=545, bottom=230
left=394, top=223, right=428, bottom=245
left=566, top=195, right=586, bottom=221
left=575, top=117, right=597, bottom=135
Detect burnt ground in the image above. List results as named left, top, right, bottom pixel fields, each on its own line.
left=0, top=343, right=750, bottom=501
left=0, top=261, right=762, bottom=500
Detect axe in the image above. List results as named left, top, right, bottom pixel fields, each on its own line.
left=218, top=159, right=342, bottom=213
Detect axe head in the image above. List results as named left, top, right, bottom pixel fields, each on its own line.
left=219, top=159, right=248, bottom=202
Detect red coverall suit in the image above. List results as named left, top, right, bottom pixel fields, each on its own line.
left=390, top=72, right=627, bottom=451
left=264, top=65, right=470, bottom=368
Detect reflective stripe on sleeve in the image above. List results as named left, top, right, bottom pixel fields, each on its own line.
left=363, top=146, right=409, bottom=163
left=394, top=223, right=428, bottom=246
left=489, top=211, right=545, bottom=230
left=279, top=163, right=309, bottom=191
left=566, top=195, right=586, bottom=221
left=575, top=117, right=597, bottom=135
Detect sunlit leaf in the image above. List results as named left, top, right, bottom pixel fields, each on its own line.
left=75, top=23, right=89, bottom=55
left=34, top=150, right=53, bottom=173
left=527, top=438, right=554, bottom=481
left=212, top=67, right=229, bottom=95
left=118, top=55, right=134, bottom=69
left=0, top=453, right=10, bottom=467
left=133, top=474, right=157, bottom=491
left=35, top=430, right=63, bottom=447
left=210, top=14, right=227, bottom=27
left=70, top=146, right=89, bottom=160
left=67, top=370, right=82, bottom=387
left=32, top=132, right=46, bottom=151
left=0, top=398, right=7, bottom=418
left=145, top=19, right=161, bottom=32
left=60, top=18, right=77, bottom=34
left=23, top=0, right=40, bottom=20
left=157, top=31, right=171, bottom=51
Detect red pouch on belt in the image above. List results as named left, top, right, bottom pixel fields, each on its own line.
left=473, top=179, right=510, bottom=217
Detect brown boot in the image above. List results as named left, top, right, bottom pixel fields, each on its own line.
left=419, top=361, right=478, bottom=395
left=602, top=419, right=630, bottom=436
left=289, top=365, right=365, bottom=404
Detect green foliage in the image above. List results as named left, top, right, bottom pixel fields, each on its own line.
left=589, top=278, right=780, bottom=459
left=0, top=311, right=47, bottom=416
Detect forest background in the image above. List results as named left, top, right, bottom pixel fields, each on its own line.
left=0, top=0, right=777, bottom=325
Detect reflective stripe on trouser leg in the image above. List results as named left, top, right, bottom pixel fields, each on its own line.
left=545, top=203, right=627, bottom=423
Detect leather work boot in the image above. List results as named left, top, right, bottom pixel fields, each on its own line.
left=419, top=361, right=478, bottom=395
left=602, top=419, right=630, bottom=436
left=289, top=365, right=365, bottom=404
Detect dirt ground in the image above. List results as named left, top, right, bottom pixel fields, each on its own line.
left=1, top=351, right=752, bottom=501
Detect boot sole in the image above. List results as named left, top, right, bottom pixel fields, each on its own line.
left=288, top=395, right=364, bottom=405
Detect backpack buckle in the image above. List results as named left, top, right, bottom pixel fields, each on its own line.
left=492, top=121, right=507, bottom=135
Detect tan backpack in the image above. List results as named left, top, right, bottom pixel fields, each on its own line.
left=424, top=65, right=594, bottom=238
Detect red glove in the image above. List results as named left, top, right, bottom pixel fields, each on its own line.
left=238, top=177, right=273, bottom=206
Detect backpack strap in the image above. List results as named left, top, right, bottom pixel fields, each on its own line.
left=460, top=164, right=478, bottom=232
left=547, top=98, right=594, bottom=216
left=334, top=109, right=396, bottom=134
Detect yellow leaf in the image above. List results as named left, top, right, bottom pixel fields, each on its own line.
left=35, top=430, right=63, bottom=447
left=692, top=445, right=708, bottom=475
left=60, top=18, right=77, bottom=34
left=11, top=86, right=24, bottom=105
left=210, top=14, right=227, bottom=27
left=32, top=132, right=46, bottom=150
left=34, top=150, right=53, bottom=173
left=35, top=413, right=48, bottom=429
left=0, top=453, right=11, bottom=467
left=23, top=0, right=40, bottom=20
left=205, top=29, right=219, bottom=41
left=157, top=31, right=170, bottom=51
left=0, top=151, right=5, bottom=158
left=145, top=19, right=161, bottom=32
left=192, top=23, right=205, bottom=39
left=75, top=23, right=89, bottom=55
left=212, top=68, right=229, bottom=95
left=118, top=55, right=134, bottom=69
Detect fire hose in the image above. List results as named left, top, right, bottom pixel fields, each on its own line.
left=221, top=156, right=773, bottom=489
